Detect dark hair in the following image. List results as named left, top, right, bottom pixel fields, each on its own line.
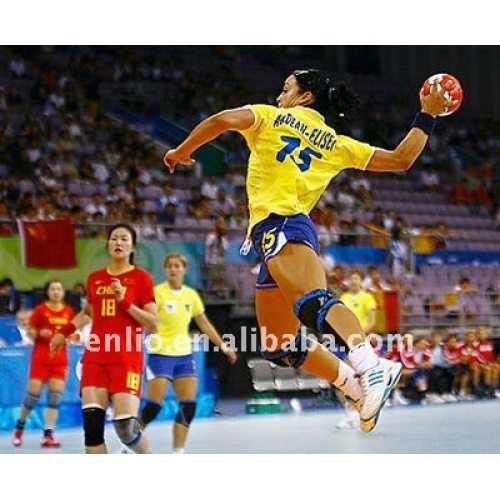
left=43, top=279, right=64, bottom=299
left=293, top=69, right=360, bottom=124
left=107, top=223, right=137, bottom=265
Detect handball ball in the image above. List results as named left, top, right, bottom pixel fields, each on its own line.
left=421, top=73, right=463, bottom=116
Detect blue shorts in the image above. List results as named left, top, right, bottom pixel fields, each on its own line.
left=146, top=353, right=196, bottom=381
left=252, top=213, right=319, bottom=289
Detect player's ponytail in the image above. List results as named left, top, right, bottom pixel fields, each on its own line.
left=327, top=82, right=360, bottom=120
left=294, top=69, right=360, bottom=124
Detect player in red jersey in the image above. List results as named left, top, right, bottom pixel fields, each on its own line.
left=12, top=280, right=75, bottom=448
left=50, top=224, right=158, bottom=454
left=475, top=326, right=499, bottom=397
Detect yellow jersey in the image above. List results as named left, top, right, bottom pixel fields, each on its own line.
left=151, top=282, right=204, bottom=356
left=339, top=290, right=377, bottom=331
left=239, top=104, right=375, bottom=233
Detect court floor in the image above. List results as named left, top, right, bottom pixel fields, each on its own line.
left=1, top=399, right=499, bottom=454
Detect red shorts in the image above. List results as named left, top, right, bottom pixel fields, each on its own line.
left=30, top=362, right=68, bottom=383
left=80, top=362, right=143, bottom=397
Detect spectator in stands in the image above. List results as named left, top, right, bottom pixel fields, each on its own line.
left=385, top=333, right=411, bottom=406
left=362, top=265, right=390, bottom=292
left=187, top=187, right=207, bottom=219
left=418, top=168, right=440, bottom=191
left=383, top=209, right=398, bottom=233
left=158, top=202, right=177, bottom=228
left=219, top=169, right=236, bottom=197
left=12, top=308, right=34, bottom=346
left=388, top=223, right=411, bottom=279
left=201, top=174, right=219, bottom=200
left=427, top=330, right=458, bottom=403
left=450, top=178, right=473, bottom=205
left=445, top=277, right=478, bottom=321
left=392, top=334, right=431, bottom=403
left=135, top=252, right=237, bottom=454
left=205, top=216, right=229, bottom=296
left=228, top=201, right=249, bottom=231
left=85, top=193, right=108, bottom=220
left=0, top=278, right=19, bottom=316
left=338, top=219, right=357, bottom=246
left=442, top=333, right=473, bottom=400
left=327, top=264, right=348, bottom=296
left=316, top=207, right=340, bottom=246
left=12, top=280, right=76, bottom=448
left=473, top=325, right=498, bottom=398
left=211, top=188, right=236, bottom=219
left=0, top=201, right=15, bottom=236
left=157, top=181, right=179, bottom=210
left=432, top=221, right=458, bottom=250
left=72, top=283, right=87, bottom=313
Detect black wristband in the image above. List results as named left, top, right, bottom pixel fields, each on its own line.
left=411, top=112, right=437, bottom=136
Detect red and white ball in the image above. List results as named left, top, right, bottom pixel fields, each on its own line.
left=421, top=73, right=463, bottom=116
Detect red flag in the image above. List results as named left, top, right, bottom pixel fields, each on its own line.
left=17, top=219, right=77, bottom=269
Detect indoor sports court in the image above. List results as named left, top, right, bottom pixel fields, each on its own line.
left=1, top=400, right=499, bottom=453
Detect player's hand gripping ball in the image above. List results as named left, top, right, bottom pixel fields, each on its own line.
left=421, top=73, right=463, bottom=116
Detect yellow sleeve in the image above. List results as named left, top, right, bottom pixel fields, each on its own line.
left=191, top=289, right=205, bottom=317
left=335, top=135, right=375, bottom=170
left=364, top=292, right=378, bottom=310
left=239, top=104, right=275, bottom=141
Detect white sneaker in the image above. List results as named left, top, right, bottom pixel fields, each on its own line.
left=441, top=393, right=459, bottom=403
left=392, top=390, right=409, bottom=406
left=458, top=392, right=475, bottom=401
left=426, top=393, right=445, bottom=404
left=359, top=360, right=403, bottom=433
left=335, top=405, right=360, bottom=430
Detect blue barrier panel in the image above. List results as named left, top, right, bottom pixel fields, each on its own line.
left=0, top=342, right=215, bottom=431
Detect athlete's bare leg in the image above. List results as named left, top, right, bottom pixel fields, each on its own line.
left=45, top=378, right=65, bottom=430
left=266, top=243, right=366, bottom=347
left=172, top=376, right=197, bottom=452
left=255, top=287, right=361, bottom=402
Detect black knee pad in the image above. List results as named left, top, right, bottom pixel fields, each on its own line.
left=114, top=416, right=142, bottom=447
left=47, top=391, right=62, bottom=409
left=82, top=406, right=105, bottom=447
left=23, top=392, right=40, bottom=411
left=175, top=401, right=196, bottom=427
left=139, top=400, right=162, bottom=426
left=261, top=330, right=311, bottom=368
left=294, top=289, right=348, bottom=349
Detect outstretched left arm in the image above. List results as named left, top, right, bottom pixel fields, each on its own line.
left=163, top=108, right=254, bottom=173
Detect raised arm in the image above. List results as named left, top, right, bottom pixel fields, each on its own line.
left=366, top=82, right=457, bottom=173
left=163, top=108, right=255, bottom=173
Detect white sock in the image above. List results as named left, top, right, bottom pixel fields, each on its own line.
left=347, top=342, right=379, bottom=375
left=333, top=361, right=362, bottom=402
left=172, top=447, right=185, bottom=454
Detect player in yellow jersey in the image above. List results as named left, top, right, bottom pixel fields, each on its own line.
left=163, top=69, right=455, bottom=433
left=138, top=253, right=237, bottom=453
